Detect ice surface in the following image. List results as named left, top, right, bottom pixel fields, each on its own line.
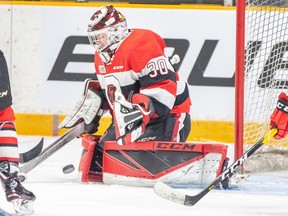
left=0, top=136, right=287, bottom=216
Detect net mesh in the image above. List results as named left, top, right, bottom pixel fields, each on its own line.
left=243, top=0, right=288, bottom=172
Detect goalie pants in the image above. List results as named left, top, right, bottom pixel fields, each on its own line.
left=90, top=113, right=191, bottom=172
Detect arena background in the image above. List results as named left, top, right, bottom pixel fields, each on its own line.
left=0, top=1, right=236, bottom=143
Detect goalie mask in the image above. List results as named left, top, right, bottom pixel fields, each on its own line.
left=88, top=5, right=129, bottom=63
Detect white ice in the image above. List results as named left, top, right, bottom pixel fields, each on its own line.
left=1, top=136, right=288, bottom=216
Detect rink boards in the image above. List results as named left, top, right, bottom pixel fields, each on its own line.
left=1, top=2, right=236, bottom=142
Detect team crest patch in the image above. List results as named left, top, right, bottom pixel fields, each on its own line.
left=99, top=65, right=106, bottom=73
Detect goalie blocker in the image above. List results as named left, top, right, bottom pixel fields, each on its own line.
left=78, top=135, right=229, bottom=187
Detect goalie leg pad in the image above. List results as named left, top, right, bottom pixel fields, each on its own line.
left=78, top=135, right=102, bottom=182
left=102, top=141, right=228, bottom=187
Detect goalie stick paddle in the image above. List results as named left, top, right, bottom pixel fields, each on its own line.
left=153, top=128, right=278, bottom=206
left=19, top=121, right=85, bottom=174
left=19, top=137, right=44, bottom=163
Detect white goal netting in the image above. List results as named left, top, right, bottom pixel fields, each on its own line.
left=243, top=0, right=288, bottom=172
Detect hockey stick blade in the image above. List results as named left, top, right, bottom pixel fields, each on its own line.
left=19, top=121, right=85, bottom=174
left=153, top=128, right=278, bottom=206
left=0, top=208, right=12, bottom=216
left=19, top=137, right=44, bottom=163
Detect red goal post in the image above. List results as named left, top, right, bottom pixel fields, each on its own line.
left=235, top=0, right=288, bottom=172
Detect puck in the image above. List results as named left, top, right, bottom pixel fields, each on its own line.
left=62, top=164, right=75, bottom=174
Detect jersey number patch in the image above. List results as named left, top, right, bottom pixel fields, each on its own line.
left=147, top=59, right=168, bottom=78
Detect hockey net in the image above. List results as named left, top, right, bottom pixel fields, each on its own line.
left=236, top=0, right=288, bottom=173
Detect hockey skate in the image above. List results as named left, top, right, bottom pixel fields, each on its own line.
left=0, top=161, right=36, bottom=215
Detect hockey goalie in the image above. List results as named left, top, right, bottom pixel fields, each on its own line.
left=59, top=5, right=230, bottom=188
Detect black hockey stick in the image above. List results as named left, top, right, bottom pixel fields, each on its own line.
left=153, top=128, right=278, bottom=206
left=19, top=137, right=44, bottom=163
left=19, top=121, right=85, bottom=174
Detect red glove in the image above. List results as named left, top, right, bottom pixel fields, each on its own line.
left=270, top=92, right=288, bottom=140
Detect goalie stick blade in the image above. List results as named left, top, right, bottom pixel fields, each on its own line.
left=19, top=122, right=85, bottom=174
left=153, top=182, right=203, bottom=206
left=0, top=208, right=12, bottom=216
left=154, top=180, right=220, bottom=206
left=153, top=129, right=278, bottom=206
left=153, top=182, right=187, bottom=205
left=19, top=137, right=44, bottom=163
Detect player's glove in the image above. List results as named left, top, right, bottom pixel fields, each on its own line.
left=59, top=79, right=104, bottom=134
left=113, top=92, right=154, bottom=145
left=270, top=92, right=288, bottom=140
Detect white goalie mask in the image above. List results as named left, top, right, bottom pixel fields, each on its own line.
left=87, top=5, right=129, bottom=55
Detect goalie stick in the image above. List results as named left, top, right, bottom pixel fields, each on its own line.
left=19, top=121, right=85, bottom=174
left=0, top=208, right=12, bottom=216
left=153, top=128, right=278, bottom=206
left=19, top=137, right=44, bottom=163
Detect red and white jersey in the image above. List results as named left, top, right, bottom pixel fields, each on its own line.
left=0, top=106, right=15, bottom=122
left=93, top=28, right=191, bottom=119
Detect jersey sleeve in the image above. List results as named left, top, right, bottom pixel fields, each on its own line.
left=129, top=30, right=177, bottom=118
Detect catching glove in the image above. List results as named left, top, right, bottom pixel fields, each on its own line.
left=270, top=92, right=288, bottom=140
left=59, top=79, right=104, bottom=134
